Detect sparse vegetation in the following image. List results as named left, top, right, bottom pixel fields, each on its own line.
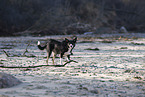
left=131, top=42, right=144, bottom=45
left=79, top=41, right=94, bottom=43
left=0, top=0, right=145, bottom=36
left=133, top=76, right=142, bottom=80
left=85, top=48, right=100, bottom=51
left=120, top=47, right=128, bottom=49
left=100, top=40, right=114, bottom=43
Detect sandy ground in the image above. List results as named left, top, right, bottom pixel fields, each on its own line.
left=0, top=33, right=145, bottom=97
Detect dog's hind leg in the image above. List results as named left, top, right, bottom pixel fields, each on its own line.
left=46, top=48, right=53, bottom=65
left=47, top=50, right=53, bottom=65
left=46, top=52, right=49, bottom=65
left=52, top=52, right=56, bottom=64
left=46, top=42, right=54, bottom=65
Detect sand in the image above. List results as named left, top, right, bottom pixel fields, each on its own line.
left=0, top=33, right=145, bottom=97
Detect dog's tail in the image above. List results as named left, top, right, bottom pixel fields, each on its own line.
left=37, top=41, right=47, bottom=50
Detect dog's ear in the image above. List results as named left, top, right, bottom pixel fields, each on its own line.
left=65, top=38, right=69, bottom=42
left=73, top=37, right=77, bottom=42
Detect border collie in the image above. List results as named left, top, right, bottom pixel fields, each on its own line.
left=37, top=37, right=77, bottom=65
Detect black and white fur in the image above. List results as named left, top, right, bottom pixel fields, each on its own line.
left=37, top=37, right=77, bottom=65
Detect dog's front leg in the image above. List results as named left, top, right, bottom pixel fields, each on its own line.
left=60, top=58, right=63, bottom=65
left=67, top=55, right=70, bottom=61
left=60, top=53, right=64, bottom=65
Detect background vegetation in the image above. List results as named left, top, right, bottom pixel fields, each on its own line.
left=0, top=0, right=145, bottom=36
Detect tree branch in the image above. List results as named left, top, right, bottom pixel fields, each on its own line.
left=0, top=60, right=78, bottom=68
left=3, top=42, right=36, bottom=58
left=3, top=50, right=10, bottom=57
left=105, top=8, right=139, bottom=15
left=23, top=42, right=30, bottom=56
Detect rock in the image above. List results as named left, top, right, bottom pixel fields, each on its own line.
left=90, top=89, right=99, bottom=94
left=0, top=72, right=22, bottom=88
left=120, top=26, right=128, bottom=33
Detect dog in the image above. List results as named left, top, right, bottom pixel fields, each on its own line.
left=37, top=37, right=77, bottom=65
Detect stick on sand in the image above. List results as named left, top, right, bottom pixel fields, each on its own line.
left=0, top=60, right=78, bottom=68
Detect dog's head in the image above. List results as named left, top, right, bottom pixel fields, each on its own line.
left=64, top=37, right=77, bottom=55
